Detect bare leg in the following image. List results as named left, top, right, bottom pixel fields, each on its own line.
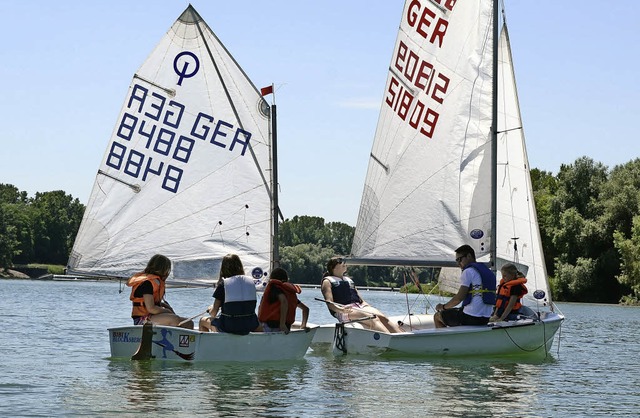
left=149, top=313, right=193, bottom=329
left=434, top=311, right=446, bottom=328
left=376, top=314, right=403, bottom=333
left=351, top=307, right=402, bottom=333
left=198, top=316, right=218, bottom=332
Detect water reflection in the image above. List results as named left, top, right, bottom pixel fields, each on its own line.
left=105, top=359, right=314, bottom=417
left=197, top=360, right=313, bottom=417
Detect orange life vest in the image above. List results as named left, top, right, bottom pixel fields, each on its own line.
left=495, top=276, right=528, bottom=312
left=127, top=273, right=165, bottom=318
left=257, top=280, right=301, bottom=326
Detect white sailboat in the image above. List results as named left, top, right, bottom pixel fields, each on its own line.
left=312, top=1, right=564, bottom=357
left=68, top=5, right=315, bottom=361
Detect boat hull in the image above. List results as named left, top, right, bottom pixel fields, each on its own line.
left=109, top=324, right=317, bottom=362
left=311, top=312, right=564, bottom=358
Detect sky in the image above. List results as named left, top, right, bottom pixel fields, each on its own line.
left=1, top=1, right=638, bottom=226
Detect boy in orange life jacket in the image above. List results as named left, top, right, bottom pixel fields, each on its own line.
left=489, top=263, right=529, bottom=322
left=258, top=267, right=309, bottom=334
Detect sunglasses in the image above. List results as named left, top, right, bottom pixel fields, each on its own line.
left=455, top=255, right=466, bottom=263
left=335, top=258, right=345, bottom=264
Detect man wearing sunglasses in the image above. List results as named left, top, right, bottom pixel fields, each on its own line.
left=433, top=245, right=496, bottom=328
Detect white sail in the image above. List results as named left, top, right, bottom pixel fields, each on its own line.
left=351, top=1, right=552, bottom=305
left=495, top=26, right=551, bottom=305
left=351, top=1, right=495, bottom=266
left=68, top=6, right=274, bottom=284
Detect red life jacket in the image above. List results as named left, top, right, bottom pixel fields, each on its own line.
left=128, top=273, right=165, bottom=318
left=495, top=276, right=528, bottom=312
left=258, top=280, right=301, bottom=326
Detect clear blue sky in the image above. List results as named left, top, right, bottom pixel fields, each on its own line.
left=1, top=1, right=638, bottom=226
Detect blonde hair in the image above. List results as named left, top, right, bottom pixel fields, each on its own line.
left=501, top=263, right=519, bottom=278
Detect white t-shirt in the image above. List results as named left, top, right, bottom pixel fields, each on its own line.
left=460, top=267, right=493, bottom=318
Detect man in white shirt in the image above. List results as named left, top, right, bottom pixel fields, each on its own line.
left=434, top=245, right=496, bottom=328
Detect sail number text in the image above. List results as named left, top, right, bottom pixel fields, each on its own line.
left=385, top=0, right=457, bottom=139
left=386, top=40, right=450, bottom=138
left=105, top=84, right=252, bottom=193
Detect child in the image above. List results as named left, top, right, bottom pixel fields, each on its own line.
left=490, top=263, right=528, bottom=322
left=258, top=267, right=309, bottom=333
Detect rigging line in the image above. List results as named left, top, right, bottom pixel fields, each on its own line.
left=402, top=271, right=413, bottom=330
left=502, top=323, right=548, bottom=353
left=191, top=10, right=273, bottom=201
left=334, top=324, right=347, bottom=355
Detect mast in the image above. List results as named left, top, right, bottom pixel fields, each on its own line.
left=271, top=103, right=280, bottom=269
left=490, top=0, right=499, bottom=271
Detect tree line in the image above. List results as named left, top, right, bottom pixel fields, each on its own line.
left=0, top=184, right=83, bottom=268
left=2, top=156, right=640, bottom=304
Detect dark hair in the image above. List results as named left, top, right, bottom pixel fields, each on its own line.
left=324, top=256, right=345, bottom=278
left=219, top=254, right=245, bottom=279
left=455, top=245, right=476, bottom=260
left=269, top=267, right=289, bottom=282
left=143, top=254, right=172, bottom=278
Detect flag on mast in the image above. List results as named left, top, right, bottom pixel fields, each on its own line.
left=260, top=85, right=273, bottom=96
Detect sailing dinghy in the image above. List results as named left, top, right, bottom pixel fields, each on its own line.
left=68, top=5, right=315, bottom=361
left=312, top=0, right=564, bottom=358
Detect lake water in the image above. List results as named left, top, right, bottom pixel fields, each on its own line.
left=1, top=279, right=638, bottom=417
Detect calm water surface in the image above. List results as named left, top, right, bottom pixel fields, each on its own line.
left=1, top=279, right=638, bottom=417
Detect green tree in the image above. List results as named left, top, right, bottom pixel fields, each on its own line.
left=530, top=168, right=558, bottom=275
left=0, top=184, right=34, bottom=267
left=0, top=204, right=20, bottom=269
left=614, top=215, right=640, bottom=304
left=552, top=157, right=607, bottom=218
left=31, top=191, right=84, bottom=265
left=0, top=183, right=28, bottom=204
left=279, top=243, right=334, bottom=284
left=547, top=157, right=619, bottom=302
left=2, top=203, right=35, bottom=265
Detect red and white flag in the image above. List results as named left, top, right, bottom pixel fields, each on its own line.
left=260, top=85, right=273, bottom=96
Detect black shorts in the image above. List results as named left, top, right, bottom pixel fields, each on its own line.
left=441, top=308, right=489, bottom=326
left=212, top=314, right=259, bottom=335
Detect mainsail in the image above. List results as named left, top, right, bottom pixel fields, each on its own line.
left=68, top=6, right=274, bottom=285
left=351, top=2, right=495, bottom=266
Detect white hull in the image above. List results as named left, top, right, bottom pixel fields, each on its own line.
left=311, top=312, right=564, bottom=358
left=110, top=324, right=317, bottom=362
